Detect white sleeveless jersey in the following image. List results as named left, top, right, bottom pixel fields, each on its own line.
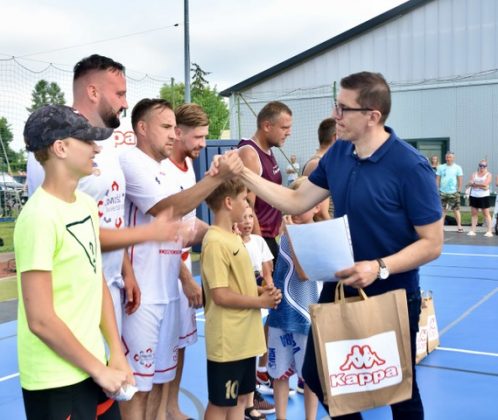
left=120, top=147, right=182, bottom=304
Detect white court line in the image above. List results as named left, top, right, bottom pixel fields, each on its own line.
left=441, top=252, right=498, bottom=258
left=0, top=372, right=19, bottom=382
left=439, top=287, right=498, bottom=336
left=437, top=346, right=498, bottom=358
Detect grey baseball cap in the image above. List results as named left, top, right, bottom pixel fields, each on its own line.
left=24, top=105, right=114, bottom=152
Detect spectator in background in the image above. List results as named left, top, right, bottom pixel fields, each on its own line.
left=302, top=117, right=337, bottom=220
left=466, top=159, right=493, bottom=237
left=429, top=155, right=439, bottom=173
left=286, top=154, right=300, bottom=186
left=493, top=175, right=498, bottom=232
left=436, top=151, right=464, bottom=232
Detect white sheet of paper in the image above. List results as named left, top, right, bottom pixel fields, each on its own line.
left=285, top=215, right=354, bottom=282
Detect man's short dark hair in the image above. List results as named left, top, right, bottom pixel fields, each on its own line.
left=73, top=54, right=125, bottom=81
left=205, top=179, right=246, bottom=212
left=256, top=101, right=292, bottom=129
left=318, top=118, right=336, bottom=147
left=340, top=72, right=391, bottom=123
left=131, top=98, right=173, bottom=131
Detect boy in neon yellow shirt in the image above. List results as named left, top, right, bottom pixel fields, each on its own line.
left=15, top=105, right=133, bottom=419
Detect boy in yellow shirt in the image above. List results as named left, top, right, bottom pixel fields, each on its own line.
left=201, top=179, right=282, bottom=419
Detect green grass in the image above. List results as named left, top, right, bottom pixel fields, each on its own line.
left=0, top=277, right=17, bottom=301
left=0, top=220, right=15, bottom=252
left=459, top=212, right=486, bottom=226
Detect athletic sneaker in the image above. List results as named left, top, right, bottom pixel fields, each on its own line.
left=296, top=377, right=305, bottom=394
left=256, top=370, right=274, bottom=395
left=467, top=231, right=476, bottom=236
left=256, top=370, right=296, bottom=396
left=484, top=231, right=493, bottom=237
left=253, top=390, right=275, bottom=414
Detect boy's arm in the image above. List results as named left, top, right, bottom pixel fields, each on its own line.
left=21, top=270, right=127, bottom=394
left=100, top=210, right=180, bottom=252
left=100, top=278, right=135, bottom=385
left=211, top=285, right=281, bottom=310
left=261, top=260, right=274, bottom=287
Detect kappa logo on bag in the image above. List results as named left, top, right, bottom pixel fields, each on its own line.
left=325, top=331, right=403, bottom=396
left=340, top=345, right=386, bottom=370
left=427, top=314, right=438, bottom=341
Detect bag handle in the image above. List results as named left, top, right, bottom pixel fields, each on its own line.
left=334, top=281, right=368, bottom=303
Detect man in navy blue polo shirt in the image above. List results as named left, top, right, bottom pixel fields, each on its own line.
left=238, top=71, right=443, bottom=419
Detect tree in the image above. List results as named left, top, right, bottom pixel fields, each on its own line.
left=159, top=64, right=229, bottom=139
left=0, top=117, right=26, bottom=172
left=191, top=62, right=210, bottom=92
left=27, top=79, right=66, bottom=113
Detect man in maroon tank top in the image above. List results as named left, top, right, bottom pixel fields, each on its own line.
left=238, top=101, right=293, bottom=405
left=238, top=101, right=292, bottom=259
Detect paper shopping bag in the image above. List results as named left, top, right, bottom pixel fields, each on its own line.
left=310, top=282, right=413, bottom=417
left=425, top=293, right=440, bottom=353
left=415, top=298, right=428, bottom=364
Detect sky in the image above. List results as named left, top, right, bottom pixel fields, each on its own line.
left=1, top=0, right=407, bottom=91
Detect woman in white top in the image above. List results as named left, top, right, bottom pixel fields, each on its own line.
left=467, top=160, right=493, bottom=237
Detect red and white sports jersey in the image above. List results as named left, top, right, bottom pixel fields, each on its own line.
left=161, top=157, right=197, bottom=253
left=120, top=147, right=182, bottom=304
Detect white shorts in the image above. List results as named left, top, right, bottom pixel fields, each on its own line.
left=177, top=279, right=198, bottom=348
left=267, top=327, right=308, bottom=380
left=122, top=300, right=180, bottom=391
left=108, top=282, right=124, bottom=336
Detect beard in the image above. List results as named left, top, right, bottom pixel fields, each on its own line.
left=186, top=148, right=201, bottom=160
left=99, top=99, right=122, bottom=129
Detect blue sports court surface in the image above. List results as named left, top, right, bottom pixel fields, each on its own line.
left=1, top=242, right=497, bottom=419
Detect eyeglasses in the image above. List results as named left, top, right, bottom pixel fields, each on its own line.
left=333, top=101, right=373, bottom=118
left=478, top=164, right=487, bottom=168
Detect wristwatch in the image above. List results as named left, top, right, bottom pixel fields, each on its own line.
left=376, top=258, right=390, bottom=280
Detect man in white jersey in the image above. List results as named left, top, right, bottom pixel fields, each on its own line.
left=119, top=99, right=243, bottom=420
left=26, top=55, right=180, bottom=336
left=158, top=103, right=208, bottom=420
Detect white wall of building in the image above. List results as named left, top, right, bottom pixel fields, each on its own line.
left=227, top=0, right=498, bottom=186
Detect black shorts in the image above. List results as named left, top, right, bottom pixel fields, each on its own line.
left=469, top=195, right=491, bottom=209
left=22, top=377, right=120, bottom=420
left=207, top=357, right=256, bottom=407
